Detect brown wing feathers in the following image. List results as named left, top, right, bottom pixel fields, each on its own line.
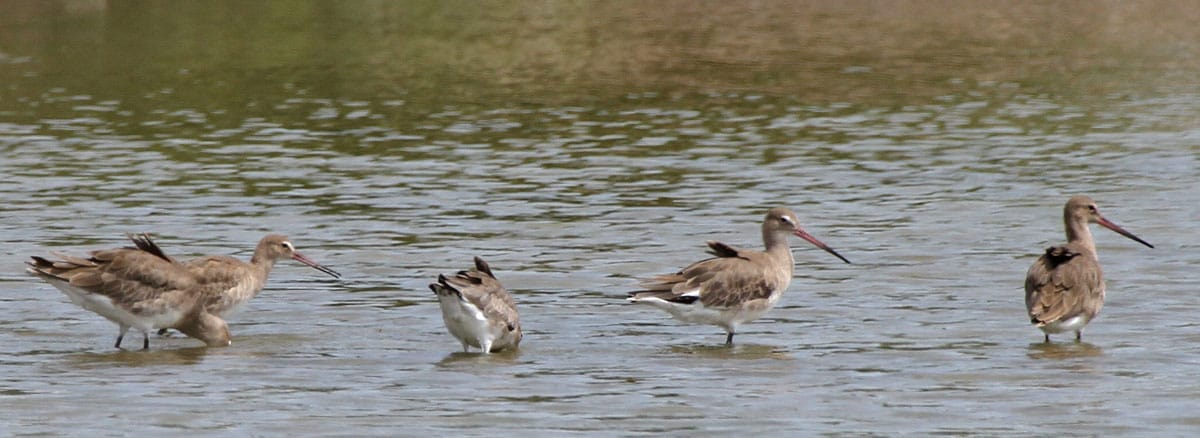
left=630, top=239, right=776, bottom=308
left=430, top=258, right=520, bottom=332
left=628, top=240, right=747, bottom=303
left=1026, top=244, right=1099, bottom=325
left=28, top=243, right=195, bottom=305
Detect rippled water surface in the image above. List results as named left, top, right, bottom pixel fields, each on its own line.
left=2, top=1, right=1200, bottom=435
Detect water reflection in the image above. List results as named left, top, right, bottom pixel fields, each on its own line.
left=1026, top=342, right=1105, bottom=361
left=661, top=343, right=792, bottom=360
left=436, top=350, right=523, bottom=368
left=64, top=346, right=216, bottom=367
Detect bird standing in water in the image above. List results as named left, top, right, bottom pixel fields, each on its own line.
left=1025, top=195, right=1153, bottom=342
left=628, top=207, right=850, bottom=345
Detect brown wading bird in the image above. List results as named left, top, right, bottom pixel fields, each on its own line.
left=1025, top=195, right=1153, bottom=343
left=627, top=207, right=851, bottom=345
left=131, top=234, right=342, bottom=317
left=27, top=233, right=340, bottom=349
left=430, top=257, right=522, bottom=353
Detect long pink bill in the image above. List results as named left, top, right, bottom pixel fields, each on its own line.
left=1096, top=216, right=1154, bottom=249
left=794, top=229, right=851, bottom=264
left=292, top=252, right=342, bottom=278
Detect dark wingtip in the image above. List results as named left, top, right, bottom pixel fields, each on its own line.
left=25, top=256, right=65, bottom=280
left=431, top=276, right=463, bottom=298
left=430, top=275, right=451, bottom=294
left=705, top=240, right=741, bottom=258
left=127, top=232, right=172, bottom=262
left=667, top=295, right=700, bottom=304
left=473, top=256, right=494, bottom=278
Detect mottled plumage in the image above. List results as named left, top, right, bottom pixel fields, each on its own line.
left=1025, top=196, right=1153, bottom=342
left=26, top=234, right=231, bottom=349
left=138, top=234, right=341, bottom=318
left=29, top=233, right=341, bottom=349
left=628, top=207, right=850, bottom=345
left=430, top=257, right=522, bottom=353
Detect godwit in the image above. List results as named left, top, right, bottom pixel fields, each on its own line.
left=26, top=235, right=232, bottom=349
left=128, top=234, right=340, bottom=332
left=627, top=207, right=850, bottom=345
left=29, top=233, right=341, bottom=349
left=430, top=257, right=522, bottom=353
left=1025, top=195, right=1153, bottom=342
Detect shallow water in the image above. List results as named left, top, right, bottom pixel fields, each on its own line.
left=2, top=1, right=1200, bottom=435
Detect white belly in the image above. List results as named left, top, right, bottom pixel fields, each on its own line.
left=436, top=293, right=503, bottom=351
left=1039, top=314, right=1092, bottom=334
left=46, top=278, right=182, bottom=332
left=631, top=288, right=784, bottom=333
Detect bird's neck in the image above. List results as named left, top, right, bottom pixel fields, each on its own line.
left=1064, top=217, right=1098, bottom=256
left=763, top=230, right=795, bottom=264
left=249, top=254, right=277, bottom=278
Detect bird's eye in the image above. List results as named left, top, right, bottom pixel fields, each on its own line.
left=1087, top=205, right=1097, bottom=212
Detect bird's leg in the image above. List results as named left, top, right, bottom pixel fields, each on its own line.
left=142, top=333, right=150, bottom=350
left=115, top=325, right=130, bottom=349
left=481, top=340, right=493, bottom=355
left=461, top=341, right=470, bottom=353
left=1075, top=331, right=1082, bottom=342
left=1044, top=334, right=1050, bottom=343
left=725, top=332, right=735, bottom=346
